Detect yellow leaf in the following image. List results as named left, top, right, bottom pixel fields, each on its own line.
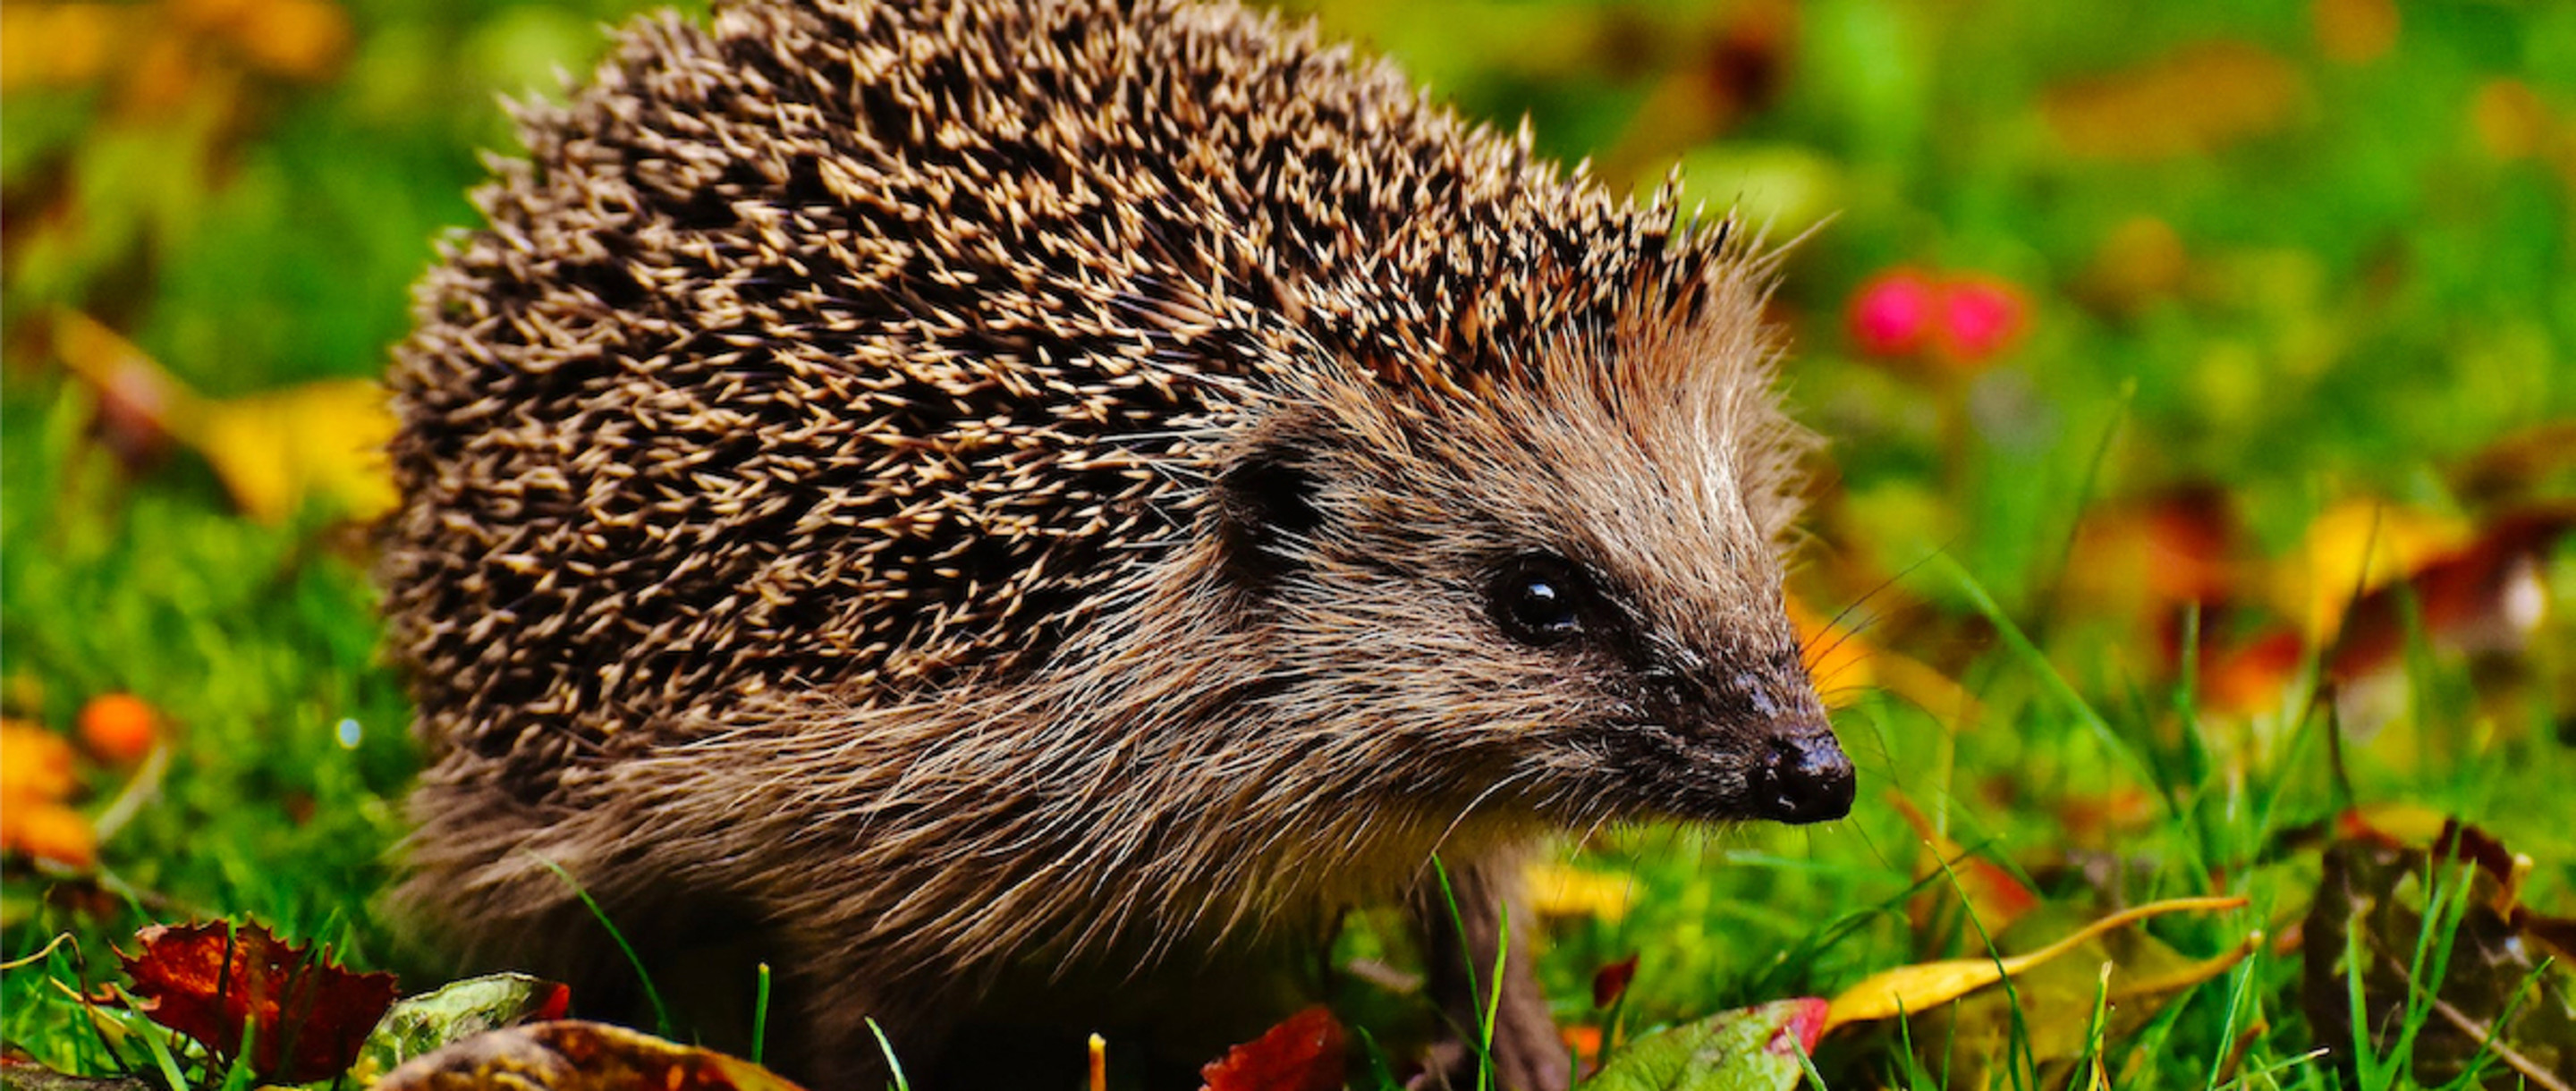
left=1525, top=862, right=1635, bottom=922
left=2107, top=930, right=2261, bottom=1000
left=1788, top=594, right=1981, bottom=721
left=53, top=310, right=396, bottom=523
left=1823, top=894, right=2248, bottom=1029
left=195, top=379, right=398, bottom=523
left=2271, top=500, right=2469, bottom=642
left=1788, top=594, right=1871, bottom=702
left=1, top=720, right=79, bottom=805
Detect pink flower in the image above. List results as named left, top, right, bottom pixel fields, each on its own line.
left=1846, top=267, right=1939, bottom=358
left=1845, top=266, right=2033, bottom=371
left=1933, top=275, right=2030, bottom=367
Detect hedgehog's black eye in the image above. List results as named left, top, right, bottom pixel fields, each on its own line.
left=1488, top=554, right=1589, bottom=647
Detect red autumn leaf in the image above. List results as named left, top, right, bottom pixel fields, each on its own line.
left=2197, top=626, right=2306, bottom=718
left=1592, top=953, right=1640, bottom=1010
left=1889, top=791, right=2040, bottom=936
left=117, top=919, right=400, bottom=1084
left=1199, top=1006, right=1346, bottom=1091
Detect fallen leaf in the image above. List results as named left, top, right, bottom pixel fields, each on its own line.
left=1, top=720, right=79, bottom=804
left=354, top=973, right=574, bottom=1082
left=1888, top=791, right=2040, bottom=937
left=1593, top=954, right=1640, bottom=1010
left=2303, top=828, right=2576, bottom=1087
left=2064, top=486, right=2241, bottom=625
left=376, top=1020, right=807, bottom=1091
left=1824, top=894, right=2249, bottom=1028
left=117, top=919, right=400, bottom=1084
left=2196, top=626, right=2307, bottom=719
left=3, top=800, right=97, bottom=869
left=0, top=1050, right=152, bottom=1091
left=1199, top=1006, right=1345, bottom=1091
left=2325, top=506, right=2572, bottom=683
left=51, top=310, right=397, bottom=523
left=0, top=719, right=93, bottom=867
left=1902, top=909, right=2260, bottom=1087
left=192, top=376, right=401, bottom=523
left=1788, top=594, right=1982, bottom=721
left=2274, top=498, right=2469, bottom=643
left=1582, top=998, right=1826, bottom=1091
left=0, top=5, right=134, bottom=92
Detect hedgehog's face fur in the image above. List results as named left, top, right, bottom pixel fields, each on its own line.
left=1205, top=300, right=1852, bottom=835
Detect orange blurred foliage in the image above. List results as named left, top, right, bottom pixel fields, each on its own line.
left=2312, top=0, right=2399, bottom=65
left=2044, top=42, right=2303, bottom=160
left=77, top=692, right=161, bottom=765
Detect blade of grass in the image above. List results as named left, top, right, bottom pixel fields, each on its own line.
left=528, top=852, right=671, bottom=1038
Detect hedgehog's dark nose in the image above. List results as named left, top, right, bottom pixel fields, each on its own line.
left=1750, top=731, right=1855, bottom=825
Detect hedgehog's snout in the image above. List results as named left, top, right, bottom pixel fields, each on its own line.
left=1744, top=722, right=1854, bottom=825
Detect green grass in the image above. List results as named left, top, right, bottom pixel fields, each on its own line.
left=4, top=0, right=2573, bottom=1087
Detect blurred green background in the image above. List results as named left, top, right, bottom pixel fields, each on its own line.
left=4, top=0, right=2573, bottom=1086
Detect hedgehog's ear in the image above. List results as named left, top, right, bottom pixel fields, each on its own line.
left=1215, top=441, right=1324, bottom=589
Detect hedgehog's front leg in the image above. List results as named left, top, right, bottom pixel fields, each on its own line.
left=1409, top=852, right=1572, bottom=1091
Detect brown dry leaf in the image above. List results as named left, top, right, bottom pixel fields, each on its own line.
left=1199, top=1006, right=1346, bottom=1091
left=2043, top=41, right=2303, bottom=160
left=1592, top=953, right=1640, bottom=1011
left=2305, top=823, right=2576, bottom=1087
left=1824, top=895, right=2249, bottom=1029
left=377, top=1020, right=807, bottom=1091
left=2453, top=421, right=2576, bottom=507
left=2325, top=506, right=2572, bottom=683
left=51, top=310, right=397, bottom=523
left=117, top=919, right=400, bottom=1085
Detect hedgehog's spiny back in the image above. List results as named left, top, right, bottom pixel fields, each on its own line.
left=384, top=0, right=1735, bottom=801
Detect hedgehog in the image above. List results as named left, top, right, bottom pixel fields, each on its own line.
left=380, top=0, right=1855, bottom=1087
